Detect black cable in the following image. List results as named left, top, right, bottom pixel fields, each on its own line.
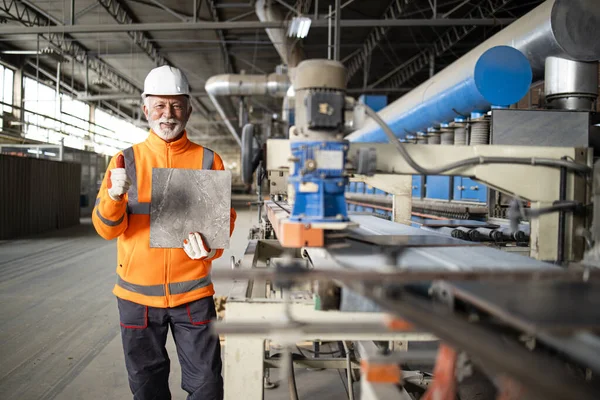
left=273, top=199, right=291, bottom=214
left=363, top=105, right=592, bottom=175
left=508, top=199, right=585, bottom=232
left=337, top=368, right=350, bottom=398
left=297, top=345, right=342, bottom=355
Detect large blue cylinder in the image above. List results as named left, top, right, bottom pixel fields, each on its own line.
left=347, top=46, right=532, bottom=143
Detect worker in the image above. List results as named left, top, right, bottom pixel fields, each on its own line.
left=92, top=65, right=236, bottom=400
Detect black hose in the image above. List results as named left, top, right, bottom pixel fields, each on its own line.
left=363, top=106, right=591, bottom=175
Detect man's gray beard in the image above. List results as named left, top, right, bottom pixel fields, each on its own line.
left=148, top=118, right=185, bottom=141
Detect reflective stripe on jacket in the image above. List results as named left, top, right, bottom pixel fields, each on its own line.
left=92, top=130, right=237, bottom=308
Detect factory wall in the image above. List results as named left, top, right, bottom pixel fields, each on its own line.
left=0, top=154, right=81, bottom=239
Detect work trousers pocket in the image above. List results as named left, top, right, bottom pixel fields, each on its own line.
left=185, top=296, right=217, bottom=326
left=117, top=298, right=148, bottom=329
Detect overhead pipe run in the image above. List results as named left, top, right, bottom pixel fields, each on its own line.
left=348, top=45, right=532, bottom=142
left=348, top=0, right=600, bottom=143
left=255, top=0, right=305, bottom=70
left=205, top=73, right=290, bottom=147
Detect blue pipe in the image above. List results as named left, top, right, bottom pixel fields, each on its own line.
left=347, top=46, right=532, bottom=143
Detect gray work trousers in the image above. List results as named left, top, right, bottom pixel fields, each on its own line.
left=117, top=296, right=223, bottom=400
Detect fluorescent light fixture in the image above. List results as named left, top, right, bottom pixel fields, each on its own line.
left=287, top=16, right=311, bottom=39
left=44, top=151, right=57, bottom=157
left=1, top=47, right=54, bottom=55
left=27, top=149, right=41, bottom=154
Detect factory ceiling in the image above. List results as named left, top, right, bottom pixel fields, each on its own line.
left=0, top=0, right=545, bottom=158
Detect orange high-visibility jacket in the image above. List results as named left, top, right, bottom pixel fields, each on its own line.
left=93, top=130, right=236, bottom=308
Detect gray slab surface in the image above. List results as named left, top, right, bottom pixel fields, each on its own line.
left=150, top=168, right=231, bottom=249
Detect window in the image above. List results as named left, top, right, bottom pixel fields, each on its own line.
left=23, top=76, right=147, bottom=156
left=0, top=65, right=14, bottom=130
left=93, top=108, right=147, bottom=155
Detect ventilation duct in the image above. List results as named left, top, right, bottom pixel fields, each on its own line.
left=348, top=0, right=600, bottom=143
left=205, top=73, right=290, bottom=146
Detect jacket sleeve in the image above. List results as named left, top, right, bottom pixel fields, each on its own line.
left=92, top=153, right=129, bottom=240
left=206, top=152, right=237, bottom=261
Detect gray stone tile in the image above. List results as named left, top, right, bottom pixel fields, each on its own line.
left=150, top=168, right=231, bottom=249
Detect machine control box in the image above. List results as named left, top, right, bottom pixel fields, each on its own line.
left=305, top=91, right=345, bottom=130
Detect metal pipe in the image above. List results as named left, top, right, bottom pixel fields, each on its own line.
left=211, top=267, right=599, bottom=284
left=348, top=0, right=600, bottom=142
left=0, top=18, right=518, bottom=35
left=205, top=73, right=290, bottom=147
left=327, top=5, right=332, bottom=60
left=334, top=0, right=341, bottom=61
left=544, top=57, right=599, bottom=111
left=557, top=157, right=567, bottom=264
left=255, top=0, right=305, bottom=68
left=70, top=0, right=75, bottom=25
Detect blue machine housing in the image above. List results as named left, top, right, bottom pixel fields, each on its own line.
left=289, top=141, right=350, bottom=223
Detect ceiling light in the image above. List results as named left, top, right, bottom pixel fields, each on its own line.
left=287, top=16, right=311, bottom=39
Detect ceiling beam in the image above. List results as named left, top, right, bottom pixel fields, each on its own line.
left=370, top=0, right=518, bottom=88
left=96, top=0, right=167, bottom=67
left=0, top=18, right=517, bottom=35
left=0, top=0, right=139, bottom=94
left=344, top=0, right=416, bottom=82
left=95, top=0, right=213, bottom=120
left=205, top=0, right=235, bottom=74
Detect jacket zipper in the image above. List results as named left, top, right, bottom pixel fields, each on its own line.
left=165, top=143, right=171, bottom=307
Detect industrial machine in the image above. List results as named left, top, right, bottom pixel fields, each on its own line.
left=213, top=1, right=600, bottom=399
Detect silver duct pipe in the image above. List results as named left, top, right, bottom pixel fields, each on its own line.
left=544, top=57, right=599, bottom=111
left=255, top=0, right=306, bottom=135
left=205, top=73, right=290, bottom=147
left=255, top=0, right=305, bottom=69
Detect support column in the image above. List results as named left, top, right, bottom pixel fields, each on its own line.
left=12, top=67, right=23, bottom=124
left=357, top=175, right=412, bottom=225
left=224, top=300, right=265, bottom=400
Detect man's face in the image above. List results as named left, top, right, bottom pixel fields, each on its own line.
left=143, top=95, right=192, bottom=142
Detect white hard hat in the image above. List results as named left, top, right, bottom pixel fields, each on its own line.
left=142, top=65, right=190, bottom=98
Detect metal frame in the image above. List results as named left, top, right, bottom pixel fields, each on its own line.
left=218, top=239, right=436, bottom=400
left=370, top=0, right=517, bottom=89
left=0, top=0, right=138, bottom=95
left=266, top=139, right=590, bottom=261
left=0, top=18, right=517, bottom=35
left=95, top=0, right=213, bottom=123
left=205, top=0, right=235, bottom=74
left=96, top=0, right=168, bottom=67
left=344, top=0, right=416, bottom=82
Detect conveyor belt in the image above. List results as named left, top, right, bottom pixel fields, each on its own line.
left=330, top=215, right=551, bottom=272
left=450, top=281, right=600, bottom=335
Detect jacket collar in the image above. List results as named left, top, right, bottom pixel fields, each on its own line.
left=145, top=129, right=191, bottom=154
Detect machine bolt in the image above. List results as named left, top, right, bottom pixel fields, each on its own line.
left=305, top=159, right=317, bottom=171
left=320, top=173, right=327, bottom=179
left=337, top=181, right=344, bottom=186
left=336, top=214, right=344, bottom=219
left=343, top=145, right=348, bottom=151
left=271, top=182, right=277, bottom=186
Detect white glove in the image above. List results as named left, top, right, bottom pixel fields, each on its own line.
left=107, top=168, right=131, bottom=201
left=183, top=232, right=217, bottom=260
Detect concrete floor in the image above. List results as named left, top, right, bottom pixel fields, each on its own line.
left=0, top=203, right=351, bottom=400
